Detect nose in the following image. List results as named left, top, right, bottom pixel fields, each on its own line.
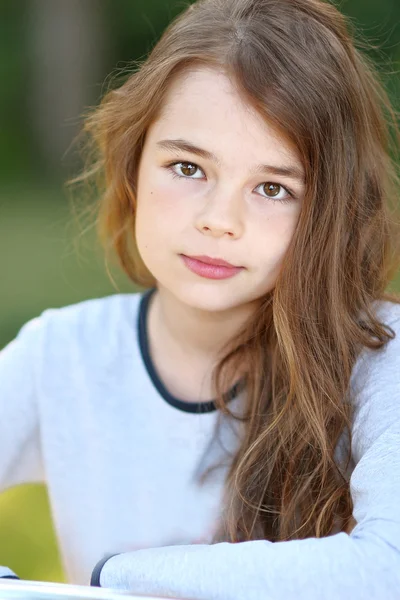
left=195, top=186, right=244, bottom=239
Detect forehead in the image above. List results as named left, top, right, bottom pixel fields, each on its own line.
left=150, top=67, right=300, bottom=163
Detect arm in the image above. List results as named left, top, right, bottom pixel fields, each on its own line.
left=0, top=316, right=44, bottom=490
left=93, top=311, right=400, bottom=600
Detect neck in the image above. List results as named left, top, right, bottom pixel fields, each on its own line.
left=148, top=284, right=259, bottom=363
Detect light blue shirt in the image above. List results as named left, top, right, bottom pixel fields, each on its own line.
left=1, top=288, right=399, bottom=599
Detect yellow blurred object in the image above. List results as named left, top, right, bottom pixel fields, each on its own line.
left=0, top=484, right=65, bottom=583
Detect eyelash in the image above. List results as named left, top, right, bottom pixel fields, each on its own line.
left=164, top=160, right=296, bottom=203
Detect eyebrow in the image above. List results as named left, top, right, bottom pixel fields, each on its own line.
left=156, top=138, right=305, bottom=184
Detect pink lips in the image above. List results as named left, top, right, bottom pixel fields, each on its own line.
left=180, top=254, right=244, bottom=280
left=187, top=255, right=239, bottom=268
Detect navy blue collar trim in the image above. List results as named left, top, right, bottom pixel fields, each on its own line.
left=137, top=287, right=245, bottom=414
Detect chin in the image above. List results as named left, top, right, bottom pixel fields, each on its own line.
left=167, top=280, right=250, bottom=313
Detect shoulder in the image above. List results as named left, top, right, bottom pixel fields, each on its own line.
left=351, top=297, right=400, bottom=370
left=351, top=298, right=400, bottom=383
left=350, top=299, right=400, bottom=459
left=41, top=292, right=142, bottom=333
left=353, top=299, right=400, bottom=369
left=34, top=292, right=143, bottom=359
left=371, top=298, right=400, bottom=328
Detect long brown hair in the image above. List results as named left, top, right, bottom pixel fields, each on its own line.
left=70, top=0, right=400, bottom=542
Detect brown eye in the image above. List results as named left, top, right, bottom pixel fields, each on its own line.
left=263, top=183, right=281, bottom=197
left=167, top=161, right=205, bottom=180
left=256, top=181, right=294, bottom=204
left=180, top=162, right=198, bottom=176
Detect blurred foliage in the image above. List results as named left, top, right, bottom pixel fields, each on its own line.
left=0, top=0, right=399, bottom=180
left=0, top=0, right=399, bottom=585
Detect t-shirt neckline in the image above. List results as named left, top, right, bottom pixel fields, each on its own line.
left=137, top=287, right=245, bottom=414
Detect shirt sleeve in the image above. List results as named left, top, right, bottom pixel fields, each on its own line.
left=95, top=310, right=400, bottom=600
left=0, top=316, right=44, bottom=490
left=0, top=566, right=19, bottom=579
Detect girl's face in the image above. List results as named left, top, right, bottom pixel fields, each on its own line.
left=135, top=67, right=305, bottom=312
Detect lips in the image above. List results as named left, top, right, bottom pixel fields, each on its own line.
left=180, top=255, right=243, bottom=280
left=183, top=254, right=239, bottom=268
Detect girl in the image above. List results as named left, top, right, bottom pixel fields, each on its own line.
left=1, top=0, right=400, bottom=598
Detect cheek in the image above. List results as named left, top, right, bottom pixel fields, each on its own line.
left=152, top=178, right=192, bottom=210
left=139, top=180, right=192, bottom=229
left=257, top=203, right=299, bottom=237
left=254, top=208, right=299, bottom=267
left=135, top=180, right=189, bottom=250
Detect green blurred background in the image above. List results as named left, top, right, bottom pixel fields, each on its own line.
left=0, top=0, right=399, bottom=584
